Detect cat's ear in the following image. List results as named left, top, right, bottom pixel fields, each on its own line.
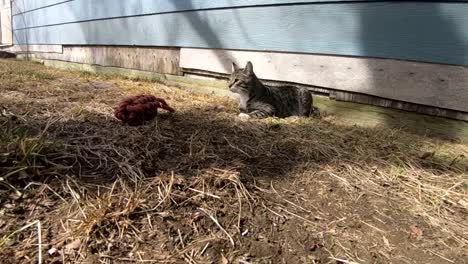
left=231, top=62, right=239, bottom=72
left=244, top=61, right=253, bottom=75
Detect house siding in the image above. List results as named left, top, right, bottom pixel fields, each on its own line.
left=11, top=0, right=468, bottom=66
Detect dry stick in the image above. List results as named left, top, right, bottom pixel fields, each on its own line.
left=184, top=252, right=197, bottom=264
left=1, top=166, right=28, bottom=180
left=65, top=179, right=86, bottom=219
left=253, top=181, right=274, bottom=193
left=188, top=188, right=221, bottom=199
left=199, top=243, right=210, bottom=256
left=140, top=173, right=174, bottom=213
left=147, top=214, right=153, bottom=229
left=24, top=182, right=68, bottom=203
left=0, top=178, right=22, bottom=196
left=362, top=221, right=386, bottom=234
left=277, top=206, right=316, bottom=225
left=178, top=229, right=185, bottom=249
left=198, top=208, right=235, bottom=246
left=223, top=136, right=251, bottom=158
left=427, top=249, right=455, bottom=263
left=37, top=221, right=42, bottom=264
left=101, top=255, right=175, bottom=263
left=281, top=197, right=312, bottom=213
left=262, top=203, right=286, bottom=219
left=39, top=117, right=59, bottom=138
left=329, top=257, right=360, bottom=264
left=235, top=185, right=243, bottom=232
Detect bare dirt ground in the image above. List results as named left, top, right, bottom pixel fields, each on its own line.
left=0, top=59, right=467, bottom=264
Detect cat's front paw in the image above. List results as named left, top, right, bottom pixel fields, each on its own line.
left=238, top=113, right=250, bottom=119
left=285, top=116, right=300, bottom=121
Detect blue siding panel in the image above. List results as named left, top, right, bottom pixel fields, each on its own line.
left=13, top=2, right=468, bottom=66
left=13, top=1, right=468, bottom=29
left=12, top=0, right=380, bottom=29
left=12, top=0, right=73, bottom=15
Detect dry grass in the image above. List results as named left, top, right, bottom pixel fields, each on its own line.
left=0, top=59, right=467, bottom=264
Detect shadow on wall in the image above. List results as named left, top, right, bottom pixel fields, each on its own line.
left=10, top=0, right=30, bottom=56
left=70, top=1, right=239, bottom=75
left=169, top=1, right=237, bottom=73
left=359, top=2, right=467, bottom=140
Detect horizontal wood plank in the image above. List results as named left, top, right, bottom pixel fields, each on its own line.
left=0, top=0, right=10, bottom=9
left=13, top=2, right=468, bottom=66
left=0, top=6, right=12, bottom=44
left=180, top=48, right=468, bottom=112
left=2, top=44, right=62, bottom=53
left=30, top=46, right=180, bottom=75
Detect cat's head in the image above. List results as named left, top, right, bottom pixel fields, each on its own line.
left=228, top=61, right=255, bottom=94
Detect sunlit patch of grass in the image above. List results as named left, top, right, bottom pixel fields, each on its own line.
left=0, top=59, right=57, bottom=86
left=17, top=69, right=56, bottom=80
left=389, top=165, right=407, bottom=180
left=0, top=68, right=55, bottom=81
left=78, top=71, right=98, bottom=79
left=68, top=105, right=90, bottom=120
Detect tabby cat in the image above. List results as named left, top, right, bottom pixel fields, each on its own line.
left=228, top=61, right=314, bottom=118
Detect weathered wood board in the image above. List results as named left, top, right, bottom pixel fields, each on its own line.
left=12, top=2, right=468, bottom=66
left=1, top=44, right=62, bottom=53
left=0, top=1, right=12, bottom=45
left=180, top=48, right=468, bottom=113
left=30, top=46, right=180, bottom=75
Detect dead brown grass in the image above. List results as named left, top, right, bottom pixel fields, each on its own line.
left=0, top=59, right=467, bottom=264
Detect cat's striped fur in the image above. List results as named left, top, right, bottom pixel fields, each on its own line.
left=228, top=61, right=314, bottom=119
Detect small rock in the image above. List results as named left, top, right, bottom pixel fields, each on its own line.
left=8, top=192, right=22, bottom=200
left=2, top=203, right=15, bottom=209
left=48, top=247, right=58, bottom=256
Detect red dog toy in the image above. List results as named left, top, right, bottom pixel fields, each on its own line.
left=115, top=95, right=175, bottom=125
